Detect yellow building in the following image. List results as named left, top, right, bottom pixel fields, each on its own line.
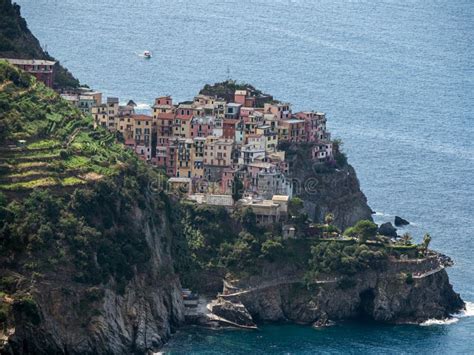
left=176, top=138, right=193, bottom=178
left=191, top=137, right=206, bottom=178
left=256, top=125, right=278, bottom=152
left=203, top=137, right=234, bottom=167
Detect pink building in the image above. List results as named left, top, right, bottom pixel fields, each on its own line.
left=296, top=111, right=328, bottom=142
left=221, top=168, right=237, bottom=194
left=154, top=136, right=178, bottom=176
left=264, top=102, right=291, bottom=120
left=234, top=90, right=247, bottom=106
left=277, top=119, right=305, bottom=143
left=239, top=107, right=255, bottom=120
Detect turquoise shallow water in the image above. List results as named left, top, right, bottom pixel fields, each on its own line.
left=15, top=0, right=474, bottom=353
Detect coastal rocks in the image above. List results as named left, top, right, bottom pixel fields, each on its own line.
left=312, top=313, right=335, bottom=328
left=395, top=216, right=410, bottom=226
left=378, top=222, right=398, bottom=238
left=208, top=299, right=256, bottom=328
left=220, top=261, right=464, bottom=327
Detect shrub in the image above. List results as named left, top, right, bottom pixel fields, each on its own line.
left=84, top=287, right=105, bottom=302
left=13, top=296, right=41, bottom=325
left=260, top=237, right=284, bottom=261
left=344, top=220, right=378, bottom=243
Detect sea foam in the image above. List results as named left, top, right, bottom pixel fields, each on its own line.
left=420, top=301, right=474, bottom=326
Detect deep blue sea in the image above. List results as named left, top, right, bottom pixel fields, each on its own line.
left=16, top=0, right=474, bottom=353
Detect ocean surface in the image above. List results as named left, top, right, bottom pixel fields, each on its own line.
left=15, top=0, right=474, bottom=353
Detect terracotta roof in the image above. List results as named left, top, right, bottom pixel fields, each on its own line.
left=223, top=119, right=239, bottom=125
left=177, top=116, right=193, bottom=121
left=157, top=112, right=175, bottom=119
left=132, top=114, right=153, bottom=121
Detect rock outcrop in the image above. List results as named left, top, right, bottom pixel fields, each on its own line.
left=208, top=299, right=256, bottom=328
left=217, top=259, right=464, bottom=326
left=395, top=216, right=410, bottom=226
left=288, top=147, right=373, bottom=230
left=378, top=222, right=398, bottom=238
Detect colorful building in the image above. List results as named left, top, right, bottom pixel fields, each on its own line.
left=4, top=58, right=56, bottom=88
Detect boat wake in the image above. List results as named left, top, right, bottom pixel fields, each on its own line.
left=420, top=301, right=474, bottom=326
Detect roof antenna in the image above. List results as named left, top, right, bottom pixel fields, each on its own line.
left=226, top=66, right=231, bottom=81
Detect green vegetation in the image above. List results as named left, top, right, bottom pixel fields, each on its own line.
left=0, top=160, right=166, bottom=288
left=332, top=139, right=348, bottom=168
left=343, top=220, right=378, bottom=243
left=199, top=80, right=269, bottom=104
left=0, top=59, right=171, bottom=332
left=0, top=60, right=130, bottom=192
left=174, top=203, right=290, bottom=285
left=307, top=241, right=387, bottom=278
left=231, top=175, right=244, bottom=202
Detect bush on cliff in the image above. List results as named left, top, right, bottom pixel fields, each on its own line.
left=344, top=220, right=378, bottom=243
left=308, top=241, right=387, bottom=277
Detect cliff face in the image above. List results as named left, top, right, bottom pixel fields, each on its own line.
left=218, top=263, right=464, bottom=326
left=2, top=204, right=185, bottom=355
left=286, top=143, right=373, bottom=230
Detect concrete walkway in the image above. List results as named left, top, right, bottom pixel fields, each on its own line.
left=413, top=266, right=444, bottom=279
left=221, top=277, right=338, bottom=298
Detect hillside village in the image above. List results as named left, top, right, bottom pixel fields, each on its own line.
left=66, top=83, right=332, bottom=200
left=1, top=58, right=336, bottom=226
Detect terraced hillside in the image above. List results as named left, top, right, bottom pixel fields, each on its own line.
left=0, top=60, right=129, bottom=195
left=0, top=60, right=183, bottom=354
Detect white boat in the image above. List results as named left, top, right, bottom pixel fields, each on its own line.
left=143, top=50, right=152, bottom=58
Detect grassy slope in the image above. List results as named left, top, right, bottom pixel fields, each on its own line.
left=0, top=60, right=128, bottom=192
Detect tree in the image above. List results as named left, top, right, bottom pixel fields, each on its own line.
left=419, top=233, right=431, bottom=255
left=260, top=237, right=284, bottom=261
left=288, top=197, right=304, bottom=218
left=349, top=220, right=378, bottom=243
left=231, top=175, right=244, bottom=202
left=324, top=213, right=335, bottom=225
left=400, top=232, right=413, bottom=246
left=240, top=207, right=257, bottom=232
left=423, top=233, right=431, bottom=249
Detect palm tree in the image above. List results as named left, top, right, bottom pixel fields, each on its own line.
left=400, top=232, right=413, bottom=246
left=421, top=233, right=432, bottom=255
left=324, top=213, right=334, bottom=226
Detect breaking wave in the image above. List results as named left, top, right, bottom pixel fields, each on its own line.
left=420, top=318, right=459, bottom=326
left=453, top=301, right=474, bottom=318
left=420, top=301, right=474, bottom=326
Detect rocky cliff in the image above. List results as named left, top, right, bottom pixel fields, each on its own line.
left=214, top=259, right=464, bottom=326
left=285, top=142, right=373, bottom=230
left=0, top=196, right=185, bottom=355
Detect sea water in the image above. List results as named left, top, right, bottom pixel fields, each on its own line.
left=16, top=0, right=474, bottom=353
